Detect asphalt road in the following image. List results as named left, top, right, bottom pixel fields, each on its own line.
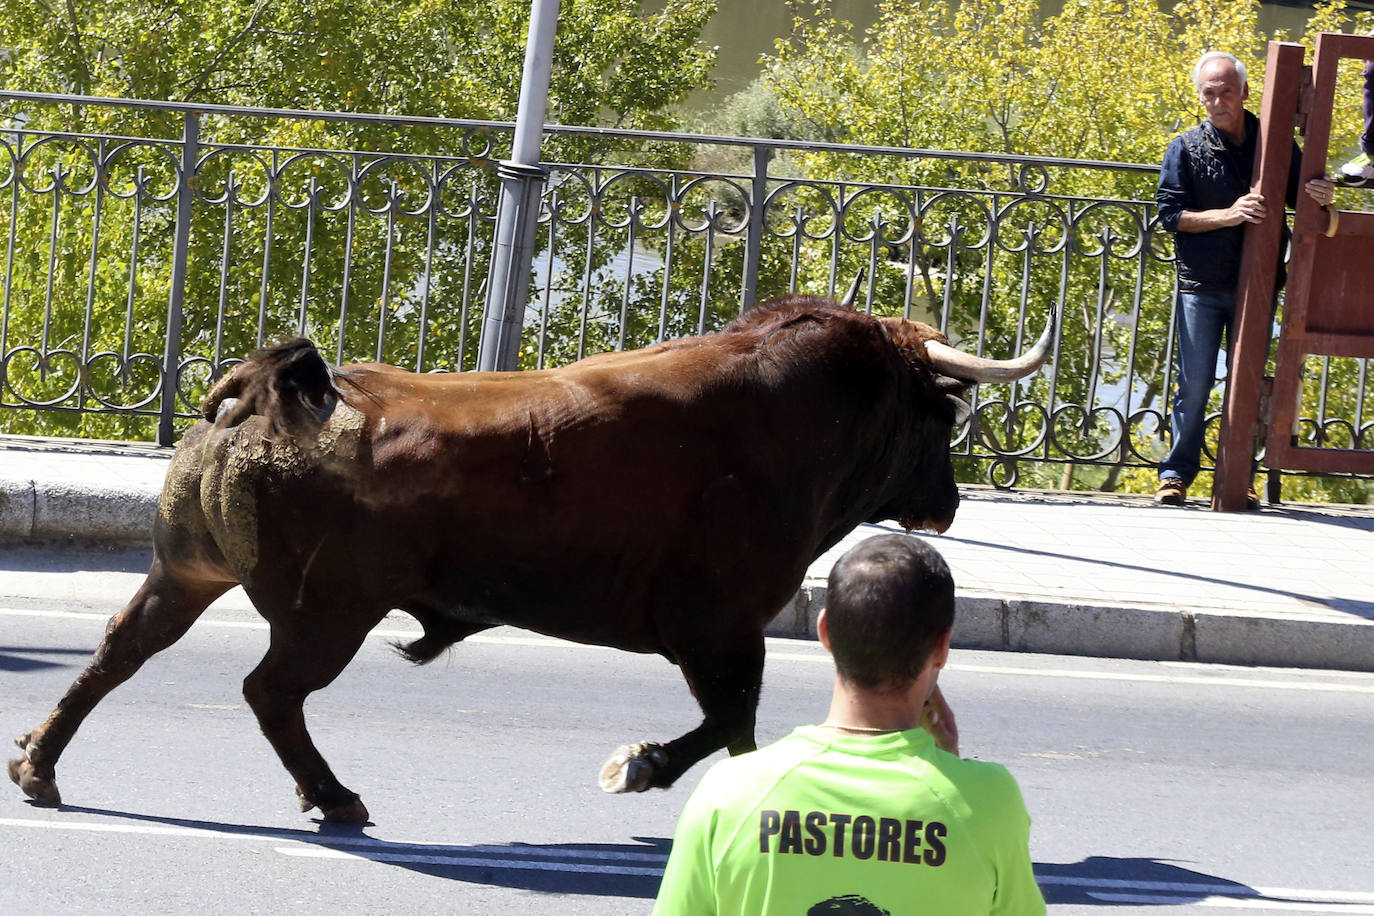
left=2, top=546, right=1373, bottom=914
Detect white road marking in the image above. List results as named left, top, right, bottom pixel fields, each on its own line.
left=274, top=845, right=664, bottom=875
left=0, top=815, right=316, bottom=844
left=0, top=815, right=663, bottom=865
left=1086, top=892, right=1374, bottom=912
left=939, top=663, right=1374, bottom=694
left=0, top=607, right=268, bottom=630
left=1160, top=660, right=1374, bottom=680
left=5, top=605, right=1374, bottom=694
left=769, top=652, right=1374, bottom=695
left=1038, top=875, right=1374, bottom=903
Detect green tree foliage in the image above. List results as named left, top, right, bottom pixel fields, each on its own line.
left=0, top=0, right=716, bottom=131
left=739, top=0, right=1373, bottom=499
left=0, top=0, right=717, bottom=438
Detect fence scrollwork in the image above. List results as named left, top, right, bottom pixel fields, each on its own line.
left=0, top=90, right=1369, bottom=493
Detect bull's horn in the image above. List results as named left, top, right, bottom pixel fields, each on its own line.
left=924, top=306, right=1057, bottom=383
left=840, top=267, right=866, bottom=307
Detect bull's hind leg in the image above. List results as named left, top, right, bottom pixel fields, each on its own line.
left=242, top=615, right=380, bottom=823
left=9, top=559, right=230, bottom=806
left=599, top=634, right=764, bottom=793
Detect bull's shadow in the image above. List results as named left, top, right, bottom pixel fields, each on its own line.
left=51, top=804, right=669, bottom=898
left=0, top=646, right=93, bottom=673
left=0, top=542, right=152, bottom=574
left=351, top=834, right=673, bottom=897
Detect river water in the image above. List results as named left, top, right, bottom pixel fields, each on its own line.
left=673, top=0, right=1364, bottom=99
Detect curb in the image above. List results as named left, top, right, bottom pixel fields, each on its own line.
left=0, top=475, right=160, bottom=545
left=764, top=584, right=1374, bottom=673
left=3, top=475, right=1372, bottom=673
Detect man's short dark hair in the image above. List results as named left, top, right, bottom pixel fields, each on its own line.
left=825, top=534, right=955, bottom=688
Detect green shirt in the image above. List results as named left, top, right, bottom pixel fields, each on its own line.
left=653, top=725, right=1045, bottom=916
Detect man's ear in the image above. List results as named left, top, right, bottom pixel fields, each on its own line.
left=931, top=628, right=953, bottom=671
left=817, top=607, right=831, bottom=651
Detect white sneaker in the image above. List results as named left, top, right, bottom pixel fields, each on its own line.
left=1337, top=152, right=1373, bottom=187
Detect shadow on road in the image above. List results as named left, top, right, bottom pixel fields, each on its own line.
left=0, top=646, right=92, bottom=672
left=371, top=834, right=673, bottom=898
left=51, top=804, right=669, bottom=897
left=0, top=543, right=151, bottom=574
left=941, top=534, right=1374, bottom=620
left=26, top=806, right=1354, bottom=907
left=1038, top=855, right=1257, bottom=906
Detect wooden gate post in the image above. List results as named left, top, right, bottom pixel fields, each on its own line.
left=1264, top=32, right=1374, bottom=481
left=1213, top=42, right=1305, bottom=511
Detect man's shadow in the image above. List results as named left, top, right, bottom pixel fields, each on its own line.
left=1038, top=856, right=1264, bottom=907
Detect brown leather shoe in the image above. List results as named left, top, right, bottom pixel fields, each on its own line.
left=1156, top=478, right=1187, bottom=505
left=1246, top=487, right=1261, bottom=510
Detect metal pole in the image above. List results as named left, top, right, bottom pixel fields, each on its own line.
left=477, top=0, right=559, bottom=372
left=158, top=110, right=200, bottom=446
left=740, top=145, right=770, bottom=312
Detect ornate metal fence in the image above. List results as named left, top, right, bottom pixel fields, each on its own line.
left=1, top=90, right=1369, bottom=491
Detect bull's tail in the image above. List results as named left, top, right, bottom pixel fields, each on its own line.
left=202, top=338, right=344, bottom=439
left=391, top=608, right=493, bottom=665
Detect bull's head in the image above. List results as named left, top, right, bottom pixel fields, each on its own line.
left=923, top=311, right=1057, bottom=425
left=877, top=308, right=1057, bottom=533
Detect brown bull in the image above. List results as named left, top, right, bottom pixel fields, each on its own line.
left=9, top=295, right=1051, bottom=823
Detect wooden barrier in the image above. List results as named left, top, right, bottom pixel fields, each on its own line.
left=1215, top=33, right=1374, bottom=510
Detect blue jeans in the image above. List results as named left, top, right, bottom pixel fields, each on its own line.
left=1362, top=60, right=1373, bottom=155
left=1160, top=291, right=1235, bottom=485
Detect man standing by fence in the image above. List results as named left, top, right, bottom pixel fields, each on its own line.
left=1155, top=50, right=1335, bottom=507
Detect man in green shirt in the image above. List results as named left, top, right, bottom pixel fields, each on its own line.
left=653, top=534, right=1045, bottom=915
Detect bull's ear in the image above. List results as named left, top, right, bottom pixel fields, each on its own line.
left=947, top=394, right=973, bottom=428
left=935, top=374, right=973, bottom=426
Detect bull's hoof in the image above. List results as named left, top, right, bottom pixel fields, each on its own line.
left=321, top=797, right=370, bottom=824
left=297, top=786, right=370, bottom=824
left=599, top=742, right=668, bottom=794
left=9, top=757, right=61, bottom=806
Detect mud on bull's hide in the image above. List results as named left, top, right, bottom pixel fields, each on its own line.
left=160, top=397, right=371, bottom=575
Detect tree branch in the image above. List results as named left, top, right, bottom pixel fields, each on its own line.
left=178, top=0, right=275, bottom=102
left=62, top=0, right=93, bottom=98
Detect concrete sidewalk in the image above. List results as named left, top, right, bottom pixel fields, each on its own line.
left=1, top=435, right=1371, bottom=672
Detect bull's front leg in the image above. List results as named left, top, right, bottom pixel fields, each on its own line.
left=599, top=638, right=763, bottom=793
left=10, top=565, right=228, bottom=807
